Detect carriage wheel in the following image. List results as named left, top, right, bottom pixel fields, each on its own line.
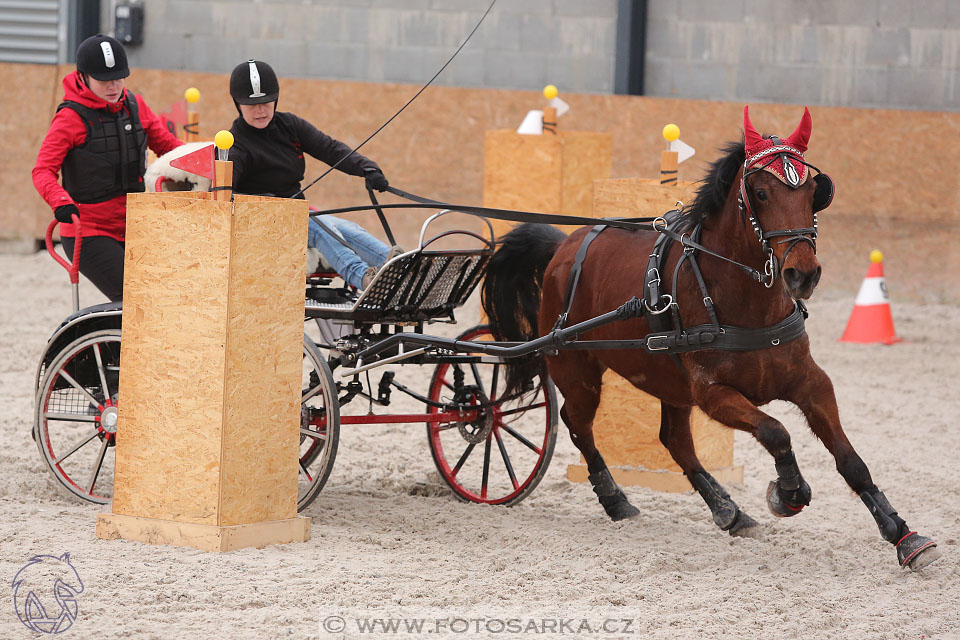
left=297, top=337, right=340, bottom=512
left=35, top=329, right=121, bottom=504
left=426, top=325, right=557, bottom=505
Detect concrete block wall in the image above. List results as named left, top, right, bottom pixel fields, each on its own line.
left=122, top=0, right=619, bottom=93
left=644, top=0, right=960, bottom=110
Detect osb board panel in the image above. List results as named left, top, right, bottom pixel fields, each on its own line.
left=1, top=63, right=64, bottom=239
left=482, top=130, right=562, bottom=240
left=219, top=195, right=308, bottom=526
left=593, top=179, right=699, bottom=220
left=9, top=64, right=958, bottom=300
left=482, top=130, right=611, bottom=239
left=559, top=131, right=612, bottom=222
left=96, top=513, right=311, bottom=552
left=115, top=192, right=233, bottom=524
left=593, top=371, right=733, bottom=472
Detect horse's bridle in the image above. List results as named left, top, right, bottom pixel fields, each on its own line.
left=737, top=141, right=822, bottom=288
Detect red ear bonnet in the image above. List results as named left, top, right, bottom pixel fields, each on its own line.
left=743, top=106, right=811, bottom=187
left=784, top=107, right=811, bottom=153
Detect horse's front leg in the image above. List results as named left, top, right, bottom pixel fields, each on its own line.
left=788, top=363, right=941, bottom=570
left=694, top=383, right=813, bottom=515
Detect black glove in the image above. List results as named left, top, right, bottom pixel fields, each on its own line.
left=364, top=170, right=389, bottom=192
left=54, top=204, right=79, bottom=224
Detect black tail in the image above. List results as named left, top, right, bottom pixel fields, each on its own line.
left=482, top=223, right=567, bottom=397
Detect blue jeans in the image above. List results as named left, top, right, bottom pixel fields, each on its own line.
left=307, top=216, right=389, bottom=288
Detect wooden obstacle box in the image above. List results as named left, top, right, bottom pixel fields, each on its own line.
left=482, top=128, right=612, bottom=238
left=96, top=190, right=311, bottom=551
left=565, top=178, right=744, bottom=492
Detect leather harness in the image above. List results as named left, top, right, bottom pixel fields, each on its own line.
left=552, top=210, right=808, bottom=360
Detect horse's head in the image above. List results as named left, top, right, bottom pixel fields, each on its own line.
left=741, top=106, right=834, bottom=299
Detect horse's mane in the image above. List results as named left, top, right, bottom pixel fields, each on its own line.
left=677, top=138, right=745, bottom=232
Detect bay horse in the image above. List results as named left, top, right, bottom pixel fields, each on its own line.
left=482, top=106, right=941, bottom=570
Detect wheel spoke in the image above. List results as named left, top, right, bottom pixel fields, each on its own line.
left=93, top=342, right=111, bottom=401
left=44, top=412, right=98, bottom=423
left=480, top=436, right=492, bottom=500
left=436, top=422, right=458, bottom=432
left=56, top=369, right=103, bottom=410
left=500, top=423, right=543, bottom=455
left=489, top=364, right=500, bottom=402
left=302, top=381, right=324, bottom=404
left=441, top=377, right=456, bottom=393
left=498, top=401, right=547, bottom=419
left=494, top=428, right=519, bottom=490
left=298, top=461, right=313, bottom=483
left=469, top=362, right=486, bottom=396
left=53, top=430, right=101, bottom=465
left=451, top=441, right=476, bottom=476
left=86, top=437, right=109, bottom=494
left=300, top=427, right=327, bottom=440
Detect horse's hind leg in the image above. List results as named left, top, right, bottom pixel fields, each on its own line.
left=551, top=357, right=640, bottom=521
left=788, top=364, right=940, bottom=570
left=659, top=403, right=760, bottom=537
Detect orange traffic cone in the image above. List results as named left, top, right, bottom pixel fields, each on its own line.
left=839, top=250, right=901, bottom=344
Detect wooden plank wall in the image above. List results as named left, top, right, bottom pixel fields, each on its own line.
left=6, top=62, right=958, bottom=300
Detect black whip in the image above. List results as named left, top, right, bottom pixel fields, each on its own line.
left=292, top=0, right=497, bottom=198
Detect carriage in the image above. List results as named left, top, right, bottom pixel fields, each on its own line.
left=33, top=206, right=558, bottom=513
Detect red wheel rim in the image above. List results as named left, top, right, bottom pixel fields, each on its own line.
left=427, top=327, right=553, bottom=504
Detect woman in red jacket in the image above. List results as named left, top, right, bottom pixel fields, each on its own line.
left=32, top=34, right=182, bottom=302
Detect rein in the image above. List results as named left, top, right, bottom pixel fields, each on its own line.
left=310, top=186, right=771, bottom=284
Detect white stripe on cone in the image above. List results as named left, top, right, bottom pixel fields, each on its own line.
left=853, top=276, right=889, bottom=306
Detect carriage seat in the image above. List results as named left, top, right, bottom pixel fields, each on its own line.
left=304, top=247, right=491, bottom=323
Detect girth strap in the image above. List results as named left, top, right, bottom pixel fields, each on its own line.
left=554, top=224, right=607, bottom=330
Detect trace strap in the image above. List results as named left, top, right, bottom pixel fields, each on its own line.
left=308, top=185, right=767, bottom=284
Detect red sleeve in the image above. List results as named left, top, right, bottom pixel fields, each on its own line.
left=32, top=108, right=87, bottom=210
left=136, top=95, right=183, bottom=156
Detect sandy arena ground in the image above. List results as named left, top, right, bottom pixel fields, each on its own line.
left=1, top=248, right=958, bottom=639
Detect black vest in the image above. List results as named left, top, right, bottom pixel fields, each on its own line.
left=58, top=95, right=148, bottom=203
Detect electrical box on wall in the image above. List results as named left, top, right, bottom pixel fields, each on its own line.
left=115, top=4, right=144, bottom=46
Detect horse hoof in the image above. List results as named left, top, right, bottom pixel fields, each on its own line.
left=727, top=511, right=762, bottom=539
left=766, top=480, right=807, bottom=518
left=897, top=533, right=942, bottom=571
left=608, top=502, right=641, bottom=522
left=600, top=489, right=640, bottom=521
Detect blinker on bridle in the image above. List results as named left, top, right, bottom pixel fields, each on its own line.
left=737, top=137, right=825, bottom=289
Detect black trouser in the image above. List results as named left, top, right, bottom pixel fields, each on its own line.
left=61, top=235, right=124, bottom=302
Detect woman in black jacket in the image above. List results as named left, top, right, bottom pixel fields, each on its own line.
left=228, top=59, right=397, bottom=289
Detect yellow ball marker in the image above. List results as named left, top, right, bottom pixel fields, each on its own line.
left=662, top=123, right=680, bottom=142
left=214, top=130, right=234, bottom=150
left=184, top=87, right=201, bottom=103
left=870, top=249, right=884, bottom=263
left=543, top=84, right=558, bottom=100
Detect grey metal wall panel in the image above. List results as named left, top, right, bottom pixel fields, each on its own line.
left=0, top=0, right=59, bottom=64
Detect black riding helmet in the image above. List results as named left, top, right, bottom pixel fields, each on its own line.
left=76, top=34, right=129, bottom=81
left=230, top=60, right=280, bottom=107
